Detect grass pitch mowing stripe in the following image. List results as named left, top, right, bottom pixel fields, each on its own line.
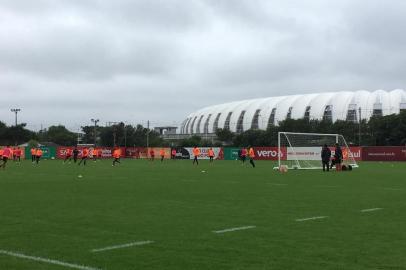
left=0, top=249, right=102, bottom=270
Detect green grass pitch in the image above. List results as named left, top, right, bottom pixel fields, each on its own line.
left=0, top=159, right=405, bottom=270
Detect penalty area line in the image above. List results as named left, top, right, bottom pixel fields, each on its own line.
left=0, top=249, right=101, bottom=270
left=360, top=208, right=383, bottom=212
left=213, top=225, right=256, bottom=234
left=91, top=240, right=154, bottom=253
left=295, top=216, right=328, bottom=222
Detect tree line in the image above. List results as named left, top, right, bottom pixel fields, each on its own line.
left=0, top=122, right=165, bottom=147
left=1, top=111, right=405, bottom=147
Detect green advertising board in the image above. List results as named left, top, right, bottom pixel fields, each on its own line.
left=25, top=146, right=56, bottom=159
left=223, top=147, right=241, bottom=160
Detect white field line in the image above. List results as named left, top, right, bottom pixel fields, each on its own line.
left=315, top=185, right=340, bottom=188
left=295, top=216, right=328, bottom=222
left=213, top=225, right=256, bottom=234
left=383, top=188, right=402, bottom=191
left=91, top=240, right=154, bottom=253
left=360, top=208, right=383, bottom=212
left=268, top=183, right=288, bottom=186
left=0, top=249, right=101, bottom=270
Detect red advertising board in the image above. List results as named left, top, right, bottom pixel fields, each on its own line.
left=362, top=146, right=406, bottom=161
left=57, top=147, right=115, bottom=159
left=253, top=147, right=286, bottom=160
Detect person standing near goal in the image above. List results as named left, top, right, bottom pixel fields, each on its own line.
left=208, top=147, right=215, bottom=163
left=248, top=147, right=255, bottom=168
left=334, top=143, right=343, bottom=171
left=321, top=144, right=331, bottom=172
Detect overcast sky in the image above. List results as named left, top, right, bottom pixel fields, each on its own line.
left=1, top=0, right=405, bottom=131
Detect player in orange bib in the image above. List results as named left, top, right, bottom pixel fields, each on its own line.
left=63, top=148, right=73, bottom=163
left=208, top=147, right=215, bottom=163
left=92, top=148, right=98, bottom=162
left=14, top=147, right=22, bottom=162
left=112, top=147, right=121, bottom=166
left=0, top=146, right=12, bottom=169
left=78, top=148, right=89, bottom=166
left=35, top=148, right=43, bottom=164
left=192, top=146, right=200, bottom=165
left=30, top=147, right=36, bottom=163
left=149, top=149, right=155, bottom=161
left=248, top=147, right=255, bottom=168
left=159, top=148, right=166, bottom=162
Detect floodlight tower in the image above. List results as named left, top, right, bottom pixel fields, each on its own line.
left=91, top=118, right=99, bottom=146
left=10, top=108, right=21, bottom=126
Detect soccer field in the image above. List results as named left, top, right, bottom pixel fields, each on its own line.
left=0, top=159, right=405, bottom=270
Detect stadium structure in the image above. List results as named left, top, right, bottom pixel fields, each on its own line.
left=180, top=89, right=406, bottom=134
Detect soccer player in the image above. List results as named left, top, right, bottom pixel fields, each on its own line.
left=208, top=147, right=215, bottom=163
left=149, top=149, right=155, bottom=161
left=192, top=146, right=200, bottom=165
left=112, top=147, right=121, bottom=166
left=15, top=147, right=22, bottom=162
left=30, top=147, right=36, bottom=163
left=334, top=143, right=343, bottom=171
left=92, top=148, right=98, bottom=162
left=78, top=148, right=89, bottom=166
left=35, top=148, right=43, bottom=164
left=159, top=148, right=165, bottom=162
left=240, top=148, right=247, bottom=164
left=64, top=148, right=72, bottom=163
left=171, top=148, right=176, bottom=160
left=321, top=144, right=331, bottom=172
left=73, top=147, right=79, bottom=163
left=0, top=146, right=12, bottom=169
left=248, top=147, right=255, bottom=168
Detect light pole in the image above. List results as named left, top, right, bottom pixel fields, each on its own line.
left=91, top=119, right=99, bottom=146
left=358, top=107, right=362, bottom=146
left=11, top=108, right=21, bottom=126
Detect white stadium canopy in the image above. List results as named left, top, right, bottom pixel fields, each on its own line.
left=180, top=90, right=406, bottom=134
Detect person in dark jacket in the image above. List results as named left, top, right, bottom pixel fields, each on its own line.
left=334, top=143, right=343, bottom=171
left=321, top=144, right=331, bottom=171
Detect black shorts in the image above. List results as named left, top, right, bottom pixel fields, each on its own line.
left=2, top=157, right=8, bottom=162
left=335, top=158, right=342, bottom=164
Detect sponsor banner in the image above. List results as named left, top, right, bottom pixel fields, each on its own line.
left=184, top=147, right=224, bottom=160
left=57, top=147, right=114, bottom=159
left=287, top=147, right=321, bottom=161
left=125, top=147, right=147, bottom=158
left=362, top=146, right=406, bottom=161
left=253, top=147, right=286, bottom=160
left=172, top=147, right=191, bottom=159
left=147, top=148, right=171, bottom=159
left=223, top=148, right=241, bottom=160
left=26, top=146, right=56, bottom=159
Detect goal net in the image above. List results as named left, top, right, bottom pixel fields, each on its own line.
left=276, top=132, right=358, bottom=170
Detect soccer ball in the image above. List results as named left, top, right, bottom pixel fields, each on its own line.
left=279, top=165, right=288, bottom=173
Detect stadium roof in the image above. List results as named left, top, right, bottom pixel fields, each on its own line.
left=180, top=89, right=406, bottom=134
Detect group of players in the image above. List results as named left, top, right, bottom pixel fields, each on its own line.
left=0, top=146, right=26, bottom=169
left=1, top=145, right=257, bottom=170
left=321, top=143, right=346, bottom=172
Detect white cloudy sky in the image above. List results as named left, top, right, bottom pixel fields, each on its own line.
left=1, top=0, right=405, bottom=131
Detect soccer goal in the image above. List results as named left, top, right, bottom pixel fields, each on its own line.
left=275, top=132, right=359, bottom=170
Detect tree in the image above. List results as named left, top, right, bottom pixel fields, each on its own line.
left=215, top=128, right=234, bottom=144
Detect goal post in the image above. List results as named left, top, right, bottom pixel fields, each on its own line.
left=275, top=132, right=359, bottom=170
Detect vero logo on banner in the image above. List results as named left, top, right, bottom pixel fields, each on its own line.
left=253, top=147, right=286, bottom=160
